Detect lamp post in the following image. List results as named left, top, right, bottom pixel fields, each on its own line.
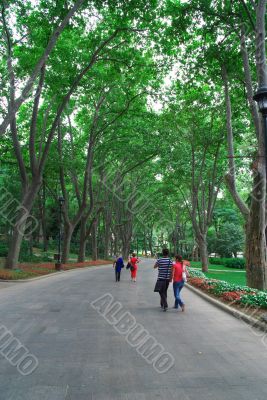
left=55, top=196, right=64, bottom=271
left=253, top=86, right=267, bottom=176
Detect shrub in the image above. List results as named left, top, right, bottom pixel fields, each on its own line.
left=240, top=292, right=267, bottom=309
left=19, top=253, right=51, bottom=263
left=0, top=242, right=8, bottom=257
left=187, top=268, right=206, bottom=279
left=224, top=258, right=245, bottom=269
left=209, top=257, right=245, bottom=269
left=188, top=267, right=267, bottom=309
left=208, top=280, right=252, bottom=295
left=0, top=270, right=36, bottom=280
left=209, top=257, right=229, bottom=265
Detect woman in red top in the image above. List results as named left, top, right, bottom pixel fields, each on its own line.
left=172, top=255, right=188, bottom=311
left=130, top=253, right=140, bottom=282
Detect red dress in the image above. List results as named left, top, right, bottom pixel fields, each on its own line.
left=130, top=257, right=138, bottom=278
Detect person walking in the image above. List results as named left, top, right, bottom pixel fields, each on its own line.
left=154, top=249, right=173, bottom=311
left=113, top=255, right=124, bottom=282
left=129, top=253, right=139, bottom=282
left=172, top=254, right=188, bottom=311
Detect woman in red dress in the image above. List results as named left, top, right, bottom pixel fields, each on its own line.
left=129, top=253, right=140, bottom=282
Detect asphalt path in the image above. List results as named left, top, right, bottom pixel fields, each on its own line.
left=0, top=258, right=267, bottom=400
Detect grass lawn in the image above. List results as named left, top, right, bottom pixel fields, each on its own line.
left=205, top=271, right=247, bottom=286
left=190, top=261, right=236, bottom=271
left=190, top=261, right=247, bottom=286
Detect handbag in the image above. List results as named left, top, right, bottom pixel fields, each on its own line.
left=154, top=279, right=167, bottom=292
left=126, top=262, right=131, bottom=269
left=182, top=263, right=187, bottom=282
left=154, top=258, right=172, bottom=292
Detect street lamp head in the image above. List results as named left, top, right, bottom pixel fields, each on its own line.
left=58, top=196, right=65, bottom=205
left=253, top=86, right=267, bottom=116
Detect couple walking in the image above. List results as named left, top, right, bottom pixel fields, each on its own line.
left=154, top=248, right=189, bottom=312
left=113, top=253, right=140, bottom=282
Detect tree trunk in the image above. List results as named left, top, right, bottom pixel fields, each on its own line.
left=41, top=184, right=48, bottom=251
left=5, top=222, right=25, bottom=269
left=246, top=170, right=267, bottom=289
left=62, top=223, right=74, bottom=264
left=78, top=239, right=86, bottom=263
left=113, top=233, right=118, bottom=256
left=103, top=231, right=111, bottom=259
left=91, top=220, right=98, bottom=261
left=198, top=235, right=209, bottom=272
left=148, top=228, right=153, bottom=256
left=122, top=240, right=131, bottom=260
left=38, top=184, right=48, bottom=252
left=5, top=182, right=40, bottom=269
left=103, top=215, right=111, bottom=259
left=143, top=231, right=147, bottom=256
left=245, top=0, right=267, bottom=290
left=222, top=60, right=266, bottom=289
left=78, top=217, right=87, bottom=263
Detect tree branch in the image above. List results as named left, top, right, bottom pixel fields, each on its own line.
left=29, top=65, right=46, bottom=176
left=0, top=0, right=85, bottom=136
left=240, top=0, right=256, bottom=30
left=222, top=64, right=250, bottom=219
left=38, top=29, right=121, bottom=175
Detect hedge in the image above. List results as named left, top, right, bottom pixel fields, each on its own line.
left=209, top=257, right=245, bottom=269
left=188, top=267, right=267, bottom=309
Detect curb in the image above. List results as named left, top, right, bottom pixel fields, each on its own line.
left=185, top=282, right=267, bottom=333
left=0, top=263, right=112, bottom=283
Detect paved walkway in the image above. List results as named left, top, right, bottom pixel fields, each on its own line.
left=0, top=259, right=267, bottom=399
left=0, top=281, right=20, bottom=289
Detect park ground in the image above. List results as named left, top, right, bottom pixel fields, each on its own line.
left=0, top=259, right=267, bottom=399
left=0, top=254, right=246, bottom=286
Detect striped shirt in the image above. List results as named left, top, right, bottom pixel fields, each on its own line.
left=157, top=257, right=173, bottom=280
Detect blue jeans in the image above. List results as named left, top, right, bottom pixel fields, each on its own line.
left=173, top=281, right=184, bottom=309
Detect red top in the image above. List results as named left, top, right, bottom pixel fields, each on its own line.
left=172, top=262, right=183, bottom=282
left=130, top=257, right=138, bottom=269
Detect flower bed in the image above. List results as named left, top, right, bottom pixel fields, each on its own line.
left=187, top=268, right=267, bottom=309
left=0, top=260, right=112, bottom=280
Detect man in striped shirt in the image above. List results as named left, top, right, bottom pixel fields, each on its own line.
left=154, top=248, right=173, bottom=311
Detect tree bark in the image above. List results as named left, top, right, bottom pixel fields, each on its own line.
left=78, top=216, right=87, bottom=263
left=189, top=140, right=221, bottom=272
left=245, top=0, right=267, bottom=289
left=255, top=0, right=267, bottom=87
left=5, top=181, right=41, bottom=268
left=148, top=229, right=153, bottom=256
left=103, top=208, right=112, bottom=259
left=62, top=223, right=74, bottom=264
left=198, top=234, right=209, bottom=272
left=39, top=184, right=48, bottom=251
left=122, top=240, right=131, bottom=260
left=246, top=170, right=266, bottom=289
left=240, top=24, right=261, bottom=139
left=91, top=220, right=98, bottom=261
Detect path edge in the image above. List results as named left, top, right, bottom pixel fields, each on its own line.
left=186, top=282, right=267, bottom=332
left=0, top=263, right=112, bottom=283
